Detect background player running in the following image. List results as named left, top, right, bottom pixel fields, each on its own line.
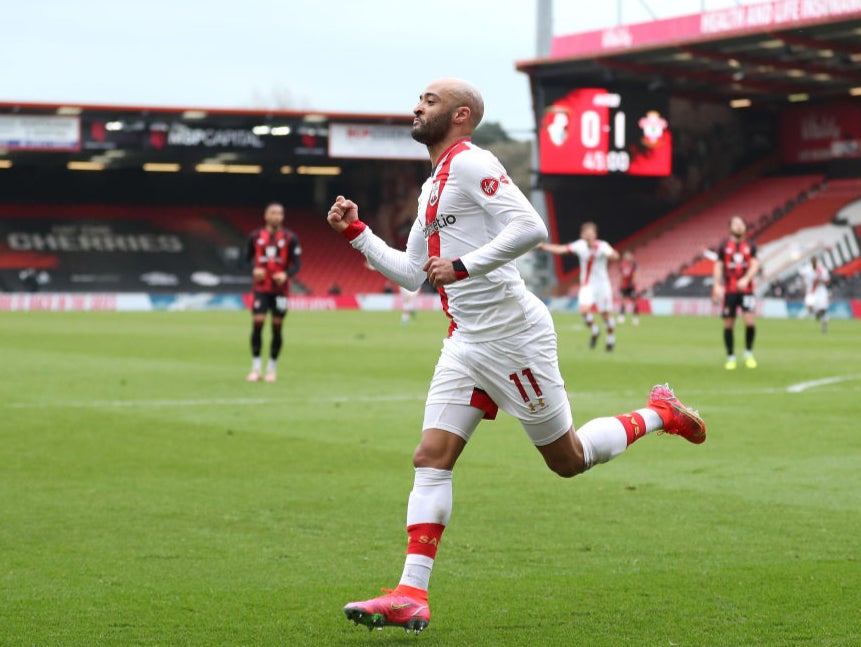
left=799, top=256, right=830, bottom=333
left=244, top=202, right=301, bottom=382
left=711, top=215, right=759, bottom=370
left=538, top=222, right=620, bottom=351
left=327, top=77, right=705, bottom=635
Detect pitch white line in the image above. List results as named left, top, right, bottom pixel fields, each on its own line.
left=5, top=376, right=860, bottom=410
left=785, top=374, right=861, bottom=394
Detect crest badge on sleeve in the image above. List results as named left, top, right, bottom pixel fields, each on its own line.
left=481, top=176, right=501, bottom=196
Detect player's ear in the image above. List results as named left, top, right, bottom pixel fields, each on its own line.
left=453, top=106, right=470, bottom=125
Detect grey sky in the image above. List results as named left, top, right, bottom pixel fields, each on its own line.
left=2, top=0, right=765, bottom=136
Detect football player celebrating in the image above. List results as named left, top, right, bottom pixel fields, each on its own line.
left=327, top=78, right=705, bottom=634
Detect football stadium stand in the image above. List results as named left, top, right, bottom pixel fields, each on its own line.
left=0, top=205, right=389, bottom=295
left=629, top=174, right=824, bottom=292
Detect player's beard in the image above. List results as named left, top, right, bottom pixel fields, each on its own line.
left=411, top=111, right=452, bottom=146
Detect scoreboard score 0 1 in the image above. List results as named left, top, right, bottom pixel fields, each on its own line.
left=538, top=87, right=672, bottom=177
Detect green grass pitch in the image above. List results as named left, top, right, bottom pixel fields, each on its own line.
left=1, top=309, right=859, bottom=646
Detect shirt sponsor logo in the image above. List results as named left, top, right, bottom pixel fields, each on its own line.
left=421, top=213, right=457, bottom=238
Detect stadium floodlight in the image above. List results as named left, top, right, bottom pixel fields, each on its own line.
left=143, top=163, right=181, bottom=172
left=252, top=125, right=271, bottom=135
left=56, top=106, right=81, bottom=115
left=729, top=98, right=751, bottom=109
left=225, top=165, right=262, bottom=174
left=758, top=39, right=784, bottom=49
left=280, top=166, right=293, bottom=174
left=787, top=69, right=804, bottom=77
left=67, top=161, right=104, bottom=171
left=195, top=163, right=227, bottom=173
left=297, top=166, right=341, bottom=176
left=181, top=110, right=207, bottom=120
left=0, top=160, right=12, bottom=169
left=270, top=126, right=291, bottom=136
left=105, top=121, right=123, bottom=131
left=787, top=93, right=809, bottom=103
left=850, top=87, right=861, bottom=96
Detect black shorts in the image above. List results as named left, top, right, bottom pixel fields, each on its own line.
left=722, top=292, right=755, bottom=318
left=620, top=286, right=636, bottom=298
left=252, top=292, right=289, bottom=318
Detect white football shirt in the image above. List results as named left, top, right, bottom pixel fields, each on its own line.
left=800, top=263, right=829, bottom=300
left=348, top=139, right=548, bottom=341
left=568, top=239, right=615, bottom=289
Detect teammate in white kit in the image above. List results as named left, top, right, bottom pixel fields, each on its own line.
left=800, top=256, right=830, bottom=333
left=326, top=78, right=706, bottom=634
left=538, top=222, right=620, bottom=351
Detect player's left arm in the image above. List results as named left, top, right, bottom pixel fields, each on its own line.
left=286, top=235, right=302, bottom=277
left=430, top=159, right=546, bottom=285
left=605, top=243, right=621, bottom=262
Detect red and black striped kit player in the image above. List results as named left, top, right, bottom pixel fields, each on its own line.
left=711, top=215, right=759, bottom=370
left=618, top=250, right=640, bottom=325
left=244, top=202, right=301, bottom=382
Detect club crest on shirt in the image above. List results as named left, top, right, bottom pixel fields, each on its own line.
left=429, top=181, right=441, bottom=206
left=480, top=174, right=508, bottom=196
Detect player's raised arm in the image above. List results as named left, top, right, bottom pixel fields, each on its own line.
left=606, top=243, right=621, bottom=262
left=536, top=242, right=570, bottom=255
left=326, top=195, right=426, bottom=292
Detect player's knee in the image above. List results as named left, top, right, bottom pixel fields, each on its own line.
left=412, top=444, right=444, bottom=469
left=541, top=444, right=586, bottom=478
left=547, top=458, right=586, bottom=479
left=412, top=440, right=459, bottom=471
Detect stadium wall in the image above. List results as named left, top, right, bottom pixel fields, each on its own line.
left=2, top=292, right=859, bottom=319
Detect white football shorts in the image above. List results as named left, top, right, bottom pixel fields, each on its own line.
left=423, top=309, right=573, bottom=447
left=578, top=281, right=613, bottom=313
left=804, top=290, right=828, bottom=311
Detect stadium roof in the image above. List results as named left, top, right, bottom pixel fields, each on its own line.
left=517, top=3, right=861, bottom=107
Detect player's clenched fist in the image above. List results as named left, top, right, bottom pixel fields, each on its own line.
left=327, top=195, right=359, bottom=233
left=423, top=256, right=456, bottom=288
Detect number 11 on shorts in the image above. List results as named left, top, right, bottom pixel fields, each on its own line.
left=509, top=368, right=546, bottom=412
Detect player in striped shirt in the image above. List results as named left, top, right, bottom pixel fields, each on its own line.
left=538, top=222, right=621, bottom=351
left=327, top=78, right=705, bottom=634
left=800, top=256, right=830, bottom=333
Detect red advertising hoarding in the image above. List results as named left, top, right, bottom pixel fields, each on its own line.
left=780, top=102, right=861, bottom=164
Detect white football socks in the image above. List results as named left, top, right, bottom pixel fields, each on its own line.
left=399, top=467, right=452, bottom=591
left=576, top=408, right=662, bottom=468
